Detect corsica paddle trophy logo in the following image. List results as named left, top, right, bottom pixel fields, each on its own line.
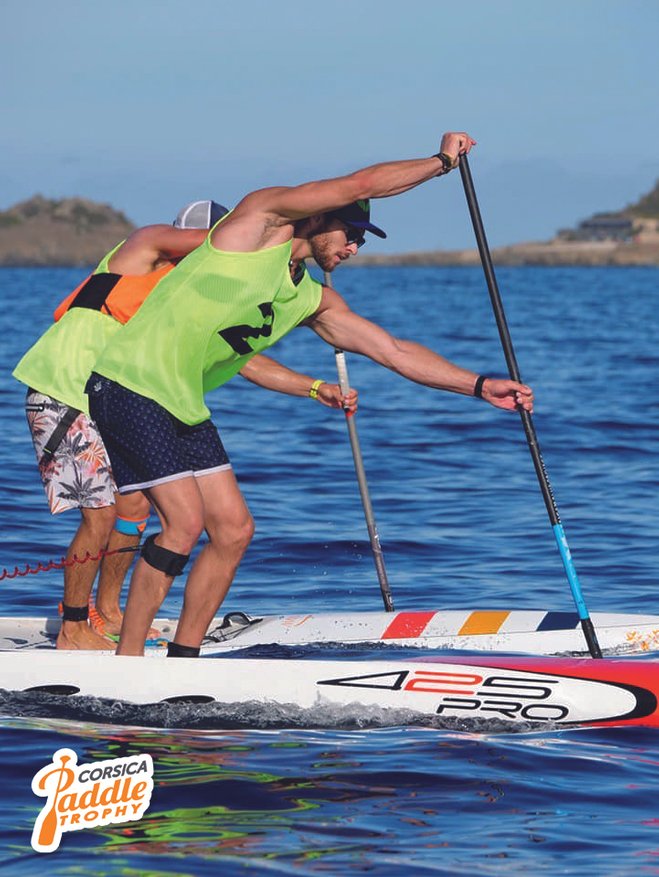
left=31, top=748, right=153, bottom=853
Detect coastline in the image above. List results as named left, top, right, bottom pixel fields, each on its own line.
left=349, top=238, right=659, bottom=268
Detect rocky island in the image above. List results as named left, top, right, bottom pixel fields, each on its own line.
left=0, top=196, right=134, bottom=267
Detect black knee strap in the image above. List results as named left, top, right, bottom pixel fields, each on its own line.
left=141, top=534, right=190, bottom=577
left=61, top=603, right=89, bottom=622
left=167, top=641, right=201, bottom=658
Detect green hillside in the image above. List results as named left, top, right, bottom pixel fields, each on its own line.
left=626, top=180, right=659, bottom=218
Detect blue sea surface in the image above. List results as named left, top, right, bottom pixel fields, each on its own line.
left=1, top=264, right=658, bottom=874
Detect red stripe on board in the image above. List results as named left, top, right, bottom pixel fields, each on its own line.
left=381, top=611, right=436, bottom=640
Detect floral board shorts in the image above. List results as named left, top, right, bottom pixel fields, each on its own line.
left=25, top=389, right=116, bottom=515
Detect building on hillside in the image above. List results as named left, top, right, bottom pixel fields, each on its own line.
left=557, top=213, right=635, bottom=242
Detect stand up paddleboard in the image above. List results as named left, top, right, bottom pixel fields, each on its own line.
left=2, top=649, right=659, bottom=730
left=3, top=609, right=659, bottom=729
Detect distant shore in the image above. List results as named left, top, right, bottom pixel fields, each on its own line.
left=351, top=238, right=659, bottom=268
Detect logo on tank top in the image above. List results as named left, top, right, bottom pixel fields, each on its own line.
left=218, top=302, right=275, bottom=355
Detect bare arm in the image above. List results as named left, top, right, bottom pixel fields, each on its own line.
left=107, top=225, right=208, bottom=274
left=264, top=132, right=477, bottom=219
left=239, top=353, right=358, bottom=412
left=212, top=132, right=476, bottom=251
left=307, top=287, right=533, bottom=412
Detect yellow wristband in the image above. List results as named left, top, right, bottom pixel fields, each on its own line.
left=309, top=379, right=324, bottom=400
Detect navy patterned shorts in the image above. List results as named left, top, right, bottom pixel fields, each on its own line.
left=85, top=373, right=231, bottom=493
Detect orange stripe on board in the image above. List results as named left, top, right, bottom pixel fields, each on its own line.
left=382, top=611, right=436, bottom=639
left=458, top=610, right=510, bottom=636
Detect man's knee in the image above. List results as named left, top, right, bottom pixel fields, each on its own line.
left=156, top=513, right=204, bottom=556
left=113, top=491, right=150, bottom=537
left=115, top=490, right=150, bottom=520
left=178, top=516, right=205, bottom=551
left=243, top=514, right=256, bottom=546
left=141, top=534, right=190, bottom=577
left=114, top=490, right=151, bottom=537
left=210, top=512, right=255, bottom=554
left=79, top=505, right=116, bottom=538
left=234, top=513, right=255, bottom=553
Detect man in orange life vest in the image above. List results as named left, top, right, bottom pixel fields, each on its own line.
left=87, top=131, right=534, bottom=658
left=13, top=200, right=357, bottom=649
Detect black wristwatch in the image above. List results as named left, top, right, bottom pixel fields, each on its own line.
left=433, top=152, right=454, bottom=175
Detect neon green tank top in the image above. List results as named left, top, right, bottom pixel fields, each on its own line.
left=93, top=236, right=323, bottom=425
left=13, top=243, right=124, bottom=413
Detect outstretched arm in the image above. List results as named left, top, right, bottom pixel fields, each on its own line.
left=213, top=132, right=476, bottom=251
left=307, top=287, right=533, bottom=412
left=264, top=132, right=476, bottom=219
left=239, top=354, right=358, bottom=413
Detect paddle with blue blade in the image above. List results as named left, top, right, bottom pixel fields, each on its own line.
left=458, top=154, right=602, bottom=659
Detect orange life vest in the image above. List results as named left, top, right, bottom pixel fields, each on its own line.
left=53, top=263, right=175, bottom=325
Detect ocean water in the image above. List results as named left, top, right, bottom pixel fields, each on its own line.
left=1, top=264, right=658, bottom=874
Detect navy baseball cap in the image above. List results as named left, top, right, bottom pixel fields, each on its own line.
left=327, top=199, right=386, bottom=239
left=173, top=200, right=229, bottom=229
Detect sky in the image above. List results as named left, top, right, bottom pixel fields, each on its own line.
left=1, top=0, right=657, bottom=252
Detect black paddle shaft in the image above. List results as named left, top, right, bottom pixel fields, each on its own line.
left=458, top=154, right=602, bottom=659
left=459, top=156, right=559, bottom=525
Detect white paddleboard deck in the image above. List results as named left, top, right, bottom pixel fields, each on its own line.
left=2, top=608, right=659, bottom=655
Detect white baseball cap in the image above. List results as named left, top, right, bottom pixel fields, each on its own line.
left=173, top=199, right=229, bottom=229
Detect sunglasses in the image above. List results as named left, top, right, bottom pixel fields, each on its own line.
left=344, top=224, right=366, bottom=249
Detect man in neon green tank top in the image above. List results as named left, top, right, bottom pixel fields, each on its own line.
left=88, top=131, right=534, bottom=658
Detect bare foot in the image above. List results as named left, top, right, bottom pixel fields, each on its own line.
left=91, top=607, right=161, bottom=639
left=56, top=620, right=116, bottom=651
